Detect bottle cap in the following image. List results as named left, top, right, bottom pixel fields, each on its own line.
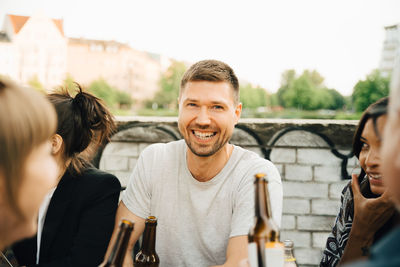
left=284, top=239, right=294, bottom=248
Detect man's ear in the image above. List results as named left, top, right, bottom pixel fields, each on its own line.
left=234, top=102, right=242, bottom=125
left=51, top=134, right=63, bottom=155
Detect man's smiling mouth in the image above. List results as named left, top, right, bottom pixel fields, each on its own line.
left=192, top=130, right=217, bottom=140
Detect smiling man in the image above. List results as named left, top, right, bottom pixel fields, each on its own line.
left=106, top=60, right=282, bottom=267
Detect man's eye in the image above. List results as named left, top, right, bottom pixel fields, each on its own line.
left=187, top=103, right=197, bottom=107
left=212, top=105, right=224, bottom=110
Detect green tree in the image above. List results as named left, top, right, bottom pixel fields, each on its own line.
left=282, top=73, right=316, bottom=110
left=278, top=69, right=345, bottom=110
left=240, top=83, right=268, bottom=109
left=326, top=89, right=345, bottom=110
left=115, top=90, right=134, bottom=107
left=269, top=93, right=280, bottom=107
left=88, top=78, right=133, bottom=109
left=352, top=70, right=390, bottom=112
left=277, top=69, right=296, bottom=107
left=151, top=60, right=187, bottom=109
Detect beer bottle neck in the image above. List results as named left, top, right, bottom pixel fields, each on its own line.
left=107, top=223, right=133, bottom=266
left=255, top=179, right=272, bottom=219
left=141, top=223, right=157, bottom=253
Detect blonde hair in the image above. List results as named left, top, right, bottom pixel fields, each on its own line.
left=0, top=78, right=57, bottom=217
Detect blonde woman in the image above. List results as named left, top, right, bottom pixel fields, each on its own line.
left=0, top=78, right=58, bottom=250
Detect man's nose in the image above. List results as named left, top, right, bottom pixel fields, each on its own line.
left=195, top=106, right=211, bottom=126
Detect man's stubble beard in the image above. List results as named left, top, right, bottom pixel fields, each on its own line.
left=185, top=135, right=231, bottom=157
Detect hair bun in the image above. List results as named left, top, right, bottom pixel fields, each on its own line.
left=71, top=85, right=85, bottom=108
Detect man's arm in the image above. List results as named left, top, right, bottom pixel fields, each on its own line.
left=103, top=202, right=146, bottom=267
left=210, top=236, right=248, bottom=267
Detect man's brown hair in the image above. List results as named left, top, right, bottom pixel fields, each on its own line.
left=180, top=59, right=240, bottom=104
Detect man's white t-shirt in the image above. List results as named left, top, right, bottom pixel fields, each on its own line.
left=122, top=140, right=282, bottom=267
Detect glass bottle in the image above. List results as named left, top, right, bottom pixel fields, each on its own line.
left=283, top=240, right=298, bottom=267
left=101, top=219, right=134, bottom=267
left=134, top=216, right=160, bottom=267
left=248, top=173, right=284, bottom=267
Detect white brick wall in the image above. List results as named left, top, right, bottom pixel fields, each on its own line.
left=281, top=231, right=311, bottom=248
left=103, top=156, right=128, bottom=171
left=270, top=148, right=296, bottom=163
left=283, top=182, right=329, bottom=198
left=281, top=215, right=296, bottom=230
left=297, top=216, right=335, bottom=231
left=285, top=165, right=313, bottom=181
left=314, top=165, right=341, bottom=182
left=311, top=199, right=341, bottom=216
left=283, top=198, right=310, bottom=214
left=106, top=142, right=140, bottom=156
left=297, top=148, right=342, bottom=165
left=312, top=232, right=331, bottom=248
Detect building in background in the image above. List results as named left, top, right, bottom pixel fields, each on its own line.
left=380, top=23, right=400, bottom=77
left=0, top=13, right=171, bottom=103
left=67, top=38, right=168, bottom=101
left=0, top=13, right=67, bottom=88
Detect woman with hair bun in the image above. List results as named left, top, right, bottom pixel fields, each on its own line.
left=13, top=84, right=121, bottom=267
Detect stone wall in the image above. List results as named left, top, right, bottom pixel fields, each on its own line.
left=97, top=116, right=359, bottom=267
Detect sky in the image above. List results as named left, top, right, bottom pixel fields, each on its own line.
left=1, top=0, right=399, bottom=96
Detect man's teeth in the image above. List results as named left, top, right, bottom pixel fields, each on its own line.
left=193, top=131, right=216, bottom=139
left=368, top=174, right=382, bottom=180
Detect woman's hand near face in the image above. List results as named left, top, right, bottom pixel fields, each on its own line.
left=351, top=173, right=395, bottom=238
left=339, top=174, right=395, bottom=265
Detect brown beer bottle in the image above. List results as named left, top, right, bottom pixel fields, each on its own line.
left=134, top=216, right=160, bottom=267
left=101, top=219, right=134, bottom=267
left=248, top=173, right=283, bottom=267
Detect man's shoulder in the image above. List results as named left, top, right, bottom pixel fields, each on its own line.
left=140, top=139, right=184, bottom=157
left=233, top=145, right=277, bottom=170
left=231, top=145, right=281, bottom=183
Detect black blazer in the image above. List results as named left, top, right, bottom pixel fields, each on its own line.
left=12, top=167, right=121, bottom=267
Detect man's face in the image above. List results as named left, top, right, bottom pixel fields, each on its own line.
left=382, top=107, right=400, bottom=206
left=178, top=81, right=242, bottom=157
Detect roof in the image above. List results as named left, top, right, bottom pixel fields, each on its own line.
left=7, top=14, right=64, bottom=36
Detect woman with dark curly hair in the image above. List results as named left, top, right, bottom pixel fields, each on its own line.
left=320, top=96, right=399, bottom=267
left=13, top=85, right=121, bottom=267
